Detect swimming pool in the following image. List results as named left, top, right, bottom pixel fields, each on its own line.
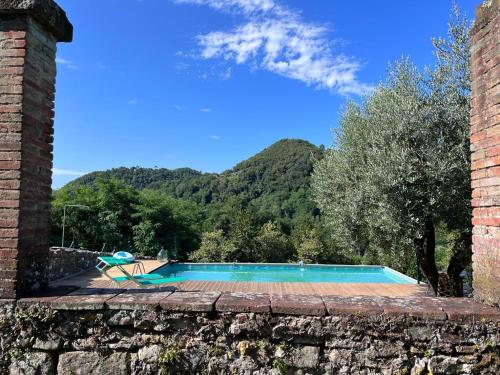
left=156, top=263, right=417, bottom=284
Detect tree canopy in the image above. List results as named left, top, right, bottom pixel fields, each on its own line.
left=312, top=7, right=471, bottom=295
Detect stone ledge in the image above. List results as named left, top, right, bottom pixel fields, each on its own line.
left=48, top=288, right=125, bottom=310
left=440, top=297, right=500, bottom=322
left=380, top=297, right=448, bottom=320
left=0, top=298, right=15, bottom=307
left=106, top=288, right=174, bottom=311
left=216, top=292, right=271, bottom=313
left=271, top=294, right=326, bottom=316
left=17, top=285, right=78, bottom=307
left=0, top=0, right=72, bottom=42
left=159, top=291, right=220, bottom=312
left=6, top=288, right=500, bottom=322
left=323, top=296, right=385, bottom=316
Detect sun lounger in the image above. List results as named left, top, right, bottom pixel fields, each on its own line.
left=112, top=274, right=187, bottom=286
left=96, top=256, right=185, bottom=288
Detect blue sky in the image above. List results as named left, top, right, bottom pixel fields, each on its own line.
left=53, top=0, right=477, bottom=188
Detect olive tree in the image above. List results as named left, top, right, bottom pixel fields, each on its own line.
left=313, top=8, right=471, bottom=295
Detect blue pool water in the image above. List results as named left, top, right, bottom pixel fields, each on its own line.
left=156, top=263, right=416, bottom=284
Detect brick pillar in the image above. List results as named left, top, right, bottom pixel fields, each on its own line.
left=0, top=1, right=72, bottom=298
left=470, top=0, right=500, bottom=306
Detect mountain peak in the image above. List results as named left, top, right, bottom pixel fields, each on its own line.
left=63, top=139, right=323, bottom=205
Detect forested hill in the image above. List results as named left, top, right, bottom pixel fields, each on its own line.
left=67, top=166, right=202, bottom=190
left=53, top=139, right=330, bottom=261
left=64, top=139, right=323, bottom=209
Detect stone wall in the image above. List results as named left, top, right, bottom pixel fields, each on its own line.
left=47, top=247, right=104, bottom=281
left=470, top=0, right=500, bottom=306
left=0, top=292, right=499, bottom=374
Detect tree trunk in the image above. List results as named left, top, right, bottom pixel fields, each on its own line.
left=414, top=218, right=439, bottom=295
left=446, top=230, right=472, bottom=297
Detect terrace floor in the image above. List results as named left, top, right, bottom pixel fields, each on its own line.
left=52, top=260, right=429, bottom=297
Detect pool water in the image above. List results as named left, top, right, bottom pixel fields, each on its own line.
left=156, top=263, right=416, bottom=284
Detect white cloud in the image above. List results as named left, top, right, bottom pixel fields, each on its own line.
left=200, top=108, right=213, bottom=112
left=173, top=104, right=187, bottom=111
left=175, top=0, right=372, bottom=95
left=210, top=135, right=222, bottom=140
left=175, top=0, right=276, bottom=15
left=56, top=57, right=79, bottom=70
left=53, top=168, right=86, bottom=177
left=128, top=98, right=139, bottom=105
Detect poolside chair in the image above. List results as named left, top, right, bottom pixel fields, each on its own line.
left=96, top=256, right=186, bottom=288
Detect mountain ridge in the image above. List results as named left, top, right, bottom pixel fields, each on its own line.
left=65, top=139, right=323, bottom=191
left=61, top=139, right=324, bottom=227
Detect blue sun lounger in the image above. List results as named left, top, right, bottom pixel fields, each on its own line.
left=96, top=256, right=187, bottom=288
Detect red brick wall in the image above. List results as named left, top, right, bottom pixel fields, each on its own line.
left=470, top=0, right=500, bottom=306
left=0, top=15, right=57, bottom=298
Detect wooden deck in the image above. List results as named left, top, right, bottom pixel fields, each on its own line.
left=178, top=280, right=427, bottom=297
left=52, top=260, right=428, bottom=297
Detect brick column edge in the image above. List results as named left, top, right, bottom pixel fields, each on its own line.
left=0, top=0, right=72, bottom=298
left=470, top=0, right=500, bottom=306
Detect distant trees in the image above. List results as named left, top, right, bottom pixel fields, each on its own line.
left=313, top=7, right=471, bottom=295
left=67, top=140, right=323, bottom=228
left=189, top=230, right=236, bottom=262
left=133, top=220, right=160, bottom=256
left=52, top=175, right=337, bottom=264
left=296, top=228, right=324, bottom=264
left=52, top=139, right=330, bottom=263
left=256, top=222, right=294, bottom=263
left=132, top=190, right=201, bottom=258
left=52, top=179, right=201, bottom=257
left=52, top=178, right=138, bottom=251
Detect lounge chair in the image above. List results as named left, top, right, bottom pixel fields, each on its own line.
left=96, top=256, right=186, bottom=288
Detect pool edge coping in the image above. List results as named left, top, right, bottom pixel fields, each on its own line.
left=155, top=262, right=419, bottom=285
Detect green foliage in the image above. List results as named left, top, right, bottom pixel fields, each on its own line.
left=69, top=167, right=201, bottom=190
left=272, top=358, right=290, bottom=374
left=15, top=306, right=59, bottom=334
left=256, top=339, right=270, bottom=350
left=209, top=346, right=225, bottom=357
left=132, top=220, right=160, bottom=256
left=96, top=178, right=138, bottom=248
left=133, top=190, right=201, bottom=258
left=189, top=230, right=236, bottom=262
left=256, top=222, right=294, bottom=263
left=159, top=346, right=181, bottom=366
left=227, top=210, right=258, bottom=262
left=53, top=139, right=326, bottom=262
left=435, top=224, right=457, bottom=271
left=291, top=214, right=342, bottom=264
left=312, top=7, right=471, bottom=292
left=52, top=178, right=201, bottom=257
left=52, top=178, right=138, bottom=251
left=296, top=227, right=324, bottom=264
left=8, top=348, right=23, bottom=361
left=66, top=139, right=323, bottom=231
